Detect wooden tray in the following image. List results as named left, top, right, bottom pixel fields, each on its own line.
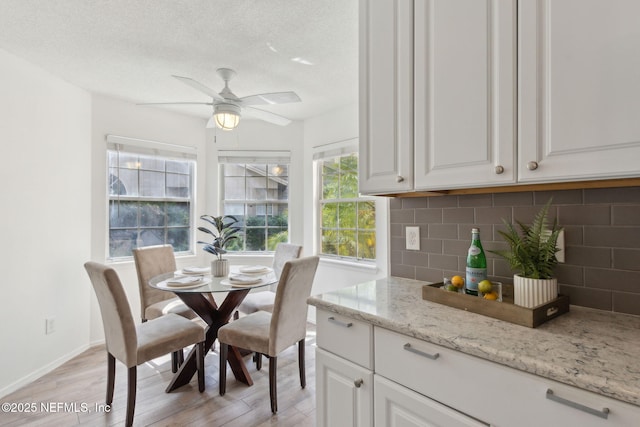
left=421, top=282, right=569, bottom=328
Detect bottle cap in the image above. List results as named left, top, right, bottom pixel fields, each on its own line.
left=472, top=228, right=479, bottom=233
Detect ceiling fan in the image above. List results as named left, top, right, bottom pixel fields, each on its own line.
left=139, top=68, right=301, bottom=130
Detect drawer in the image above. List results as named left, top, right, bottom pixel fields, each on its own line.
left=374, top=327, right=640, bottom=426
left=316, top=309, right=373, bottom=369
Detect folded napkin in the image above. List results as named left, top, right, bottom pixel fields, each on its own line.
left=182, top=266, right=210, bottom=274
left=239, top=265, right=270, bottom=274
left=165, top=276, right=204, bottom=287
left=228, top=274, right=262, bottom=285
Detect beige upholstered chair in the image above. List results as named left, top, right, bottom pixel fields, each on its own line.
left=133, top=244, right=196, bottom=372
left=218, top=256, right=319, bottom=413
left=84, top=262, right=205, bottom=427
left=235, top=243, right=302, bottom=315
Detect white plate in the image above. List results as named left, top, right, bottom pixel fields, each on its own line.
left=238, top=265, right=272, bottom=275
left=158, top=277, right=210, bottom=290
left=221, top=278, right=263, bottom=287
left=180, top=266, right=210, bottom=275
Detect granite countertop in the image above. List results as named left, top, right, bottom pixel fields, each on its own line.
left=307, top=277, right=640, bottom=407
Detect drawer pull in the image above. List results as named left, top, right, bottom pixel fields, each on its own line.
left=328, top=317, right=353, bottom=328
left=403, top=343, right=440, bottom=360
left=354, top=378, right=364, bottom=388
left=546, top=389, right=610, bottom=419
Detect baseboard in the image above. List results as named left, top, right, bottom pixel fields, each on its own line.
left=0, top=343, right=91, bottom=399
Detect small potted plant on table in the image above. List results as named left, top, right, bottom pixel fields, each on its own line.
left=198, top=214, right=240, bottom=277
left=490, top=200, right=563, bottom=308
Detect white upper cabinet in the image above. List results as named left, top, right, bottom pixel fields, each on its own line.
left=518, top=0, right=640, bottom=183
left=359, top=0, right=414, bottom=194
left=414, top=0, right=517, bottom=190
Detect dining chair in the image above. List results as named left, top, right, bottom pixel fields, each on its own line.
left=218, top=256, right=319, bottom=413
left=84, top=262, right=205, bottom=427
left=235, top=243, right=302, bottom=316
left=133, top=244, right=196, bottom=372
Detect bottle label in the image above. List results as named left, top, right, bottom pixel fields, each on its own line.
left=468, top=247, right=481, bottom=256
left=465, top=267, right=487, bottom=292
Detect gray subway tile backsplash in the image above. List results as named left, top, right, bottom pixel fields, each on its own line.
left=389, top=188, right=640, bottom=315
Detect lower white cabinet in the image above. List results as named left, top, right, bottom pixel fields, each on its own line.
left=316, top=348, right=373, bottom=427
left=375, top=375, right=487, bottom=426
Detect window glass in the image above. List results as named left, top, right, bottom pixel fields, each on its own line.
left=318, top=153, right=376, bottom=261
left=107, top=150, right=194, bottom=259
left=220, top=161, right=290, bottom=252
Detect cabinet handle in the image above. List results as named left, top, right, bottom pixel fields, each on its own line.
left=328, top=316, right=353, bottom=328
left=403, top=343, right=440, bottom=360
left=354, top=378, right=364, bottom=388
left=494, top=165, right=504, bottom=174
left=546, top=389, right=610, bottom=419
left=527, top=161, right=539, bottom=170
left=396, top=175, right=405, bottom=183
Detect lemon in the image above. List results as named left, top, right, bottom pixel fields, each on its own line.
left=478, top=279, right=493, bottom=294
left=483, top=291, right=499, bottom=301
left=451, top=275, right=465, bottom=288
left=445, top=284, right=458, bottom=292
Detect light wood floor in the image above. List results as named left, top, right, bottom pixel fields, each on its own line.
left=1, top=325, right=317, bottom=426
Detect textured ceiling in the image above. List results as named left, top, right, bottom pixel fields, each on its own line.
left=0, top=0, right=358, bottom=122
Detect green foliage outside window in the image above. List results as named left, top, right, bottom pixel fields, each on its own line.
left=320, top=153, right=376, bottom=260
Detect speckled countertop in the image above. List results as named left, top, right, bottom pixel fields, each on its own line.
left=307, top=277, right=640, bottom=407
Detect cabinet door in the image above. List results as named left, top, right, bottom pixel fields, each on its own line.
left=519, top=0, right=640, bottom=182
left=375, top=375, right=488, bottom=427
left=414, top=0, right=516, bottom=190
left=359, top=0, right=414, bottom=194
left=316, top=348, right=373, bottom=427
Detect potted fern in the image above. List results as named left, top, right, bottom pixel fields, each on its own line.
left=490, top=200, right=563, bottom=308
left=197, top=214, right=240, bottom=277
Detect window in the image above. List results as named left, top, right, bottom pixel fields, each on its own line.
left=318, top=152, right=376, bottom=261
left=107, top=136, right=196, bottom=259
left=219, top=151, right=290, bottom=252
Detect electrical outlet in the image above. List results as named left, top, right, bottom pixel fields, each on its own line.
left=406, top=226, right=420, bottom=250
left=45, top=317, right=56, bottom=335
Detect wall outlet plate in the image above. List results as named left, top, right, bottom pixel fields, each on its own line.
left=406, top=226, right=420, bottom=250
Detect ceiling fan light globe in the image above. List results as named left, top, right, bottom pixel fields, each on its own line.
left=213, top=103, right=241, bottom=131
left=214, top=112, right=240, bottom=130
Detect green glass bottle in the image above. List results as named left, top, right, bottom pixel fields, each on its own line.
left=465, top=228, right=487, bottom=296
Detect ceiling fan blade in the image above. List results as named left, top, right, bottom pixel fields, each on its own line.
left=172, top=75, right=224, bottom=100
left=137, top=102, right=214, bottom=106
left=244, top=106, right=292, bottom=126
left=240, top=91, right=301, bottom=106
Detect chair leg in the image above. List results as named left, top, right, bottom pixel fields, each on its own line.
left=233, top=310, right=239, bottom=320
left=298, top=339, right=306, bottom=389
left=269, top=356, right=278, bottom=414
left=106, top=353, right=115, bottom=406
left=196, top=342, right=205, bottom=393
left=171, top=351, right=178, bottom=373
left=126, top=366, right=137, bottom=427
left=255, top=352, right=262, bottom=371
left=219, top=343, right=228, bottom=396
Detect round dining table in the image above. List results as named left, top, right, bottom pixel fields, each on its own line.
left=149, top=266, right=276, bottom=392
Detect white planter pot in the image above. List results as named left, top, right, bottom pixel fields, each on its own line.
left=211, top=259, right=229, bottom=277
left=513, top=275, right=558, bottom=308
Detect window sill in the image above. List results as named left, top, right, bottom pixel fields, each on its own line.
left=319, top=256, right=378, bottom=273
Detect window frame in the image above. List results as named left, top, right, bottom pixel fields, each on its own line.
left=315, top=149, right=376, bottom=263
left=218, top=151, right=291, bottom=254
left=106, top=135, right=197, bottom=261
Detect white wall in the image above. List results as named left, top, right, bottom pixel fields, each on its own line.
left=303, top=103, right=389, bottom=320
left=0, top=49, right=92, bottom=397
left=89, top=95, right=208, bottom=343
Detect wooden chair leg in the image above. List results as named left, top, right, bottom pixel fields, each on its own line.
left=298, top=339, right=306, bottom=389
left=196, top=342, right=205, bottom=392
left=106, top=353, right=115, bottom=405
left=126, top=366, right=137, bottom=427
left=269, top=356, right=278, bottom=414
left=219, top=343, right=228, bottom=396
left=255, top=353, right=262, bottom=371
